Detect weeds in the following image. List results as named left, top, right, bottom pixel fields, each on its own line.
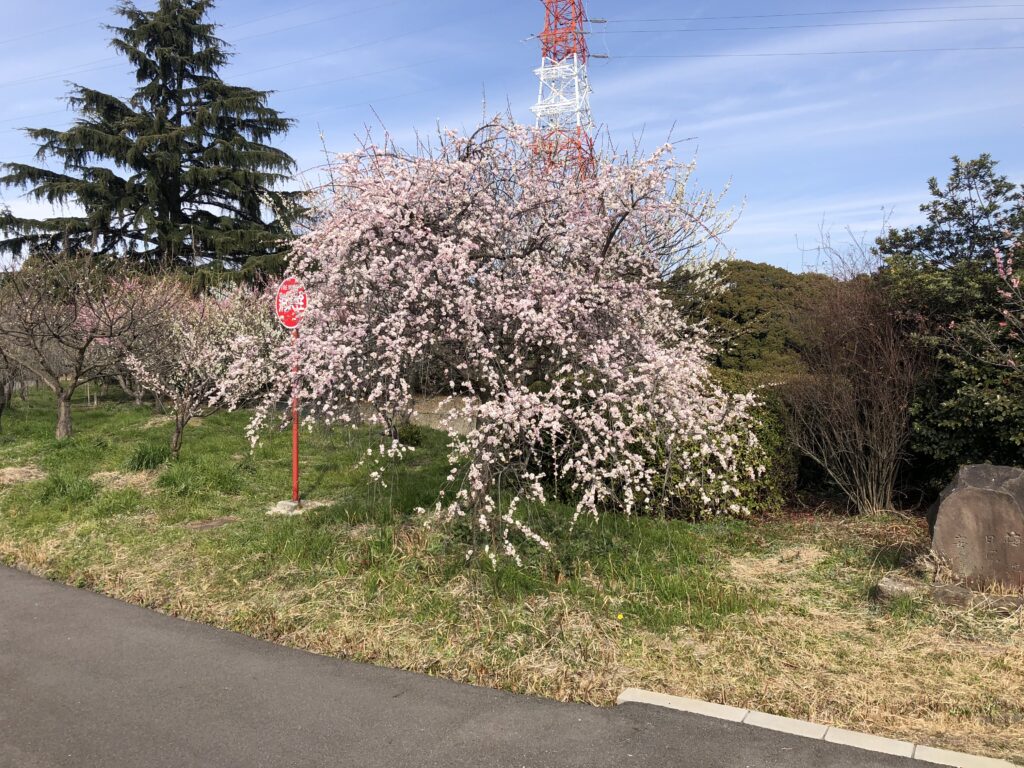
left=126, top=443, right=171, bottom=471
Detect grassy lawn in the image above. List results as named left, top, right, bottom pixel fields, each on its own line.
left=1, top=389, right=1021, bottom=761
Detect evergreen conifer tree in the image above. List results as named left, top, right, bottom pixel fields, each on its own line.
left=0, top=0, right=299, bottom=270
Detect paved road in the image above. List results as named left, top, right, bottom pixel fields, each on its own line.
left=0, top=565, right=919, bottom=768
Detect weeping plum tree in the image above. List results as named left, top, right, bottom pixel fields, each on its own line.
left=225, top=119, right=762, bottom=563
left=999, top=248, right=1024, bottom=372
left=955, top=245, right=1024, bottom=376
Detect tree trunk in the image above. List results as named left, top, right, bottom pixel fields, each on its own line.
left=56, top=393, right=73, bottom=440
left=115, top=374, right=143, bottom=405
left=170, top=415, right=188, bottom=458
left=0, top=382, right=11, bottom=431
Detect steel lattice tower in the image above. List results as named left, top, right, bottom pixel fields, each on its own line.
left=531, top=0, right=595, bottom=175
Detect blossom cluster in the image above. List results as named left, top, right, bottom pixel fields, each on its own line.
left=240, top=119, right=762, bottom=561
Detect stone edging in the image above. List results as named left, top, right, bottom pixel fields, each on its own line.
left=616, top=688, right=1017, bottom=768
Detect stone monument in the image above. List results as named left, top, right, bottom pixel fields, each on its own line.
left=930, top=465, right=1024, bottom=589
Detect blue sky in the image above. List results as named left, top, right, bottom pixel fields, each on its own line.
left=0, top=0, right=1021, bottom=271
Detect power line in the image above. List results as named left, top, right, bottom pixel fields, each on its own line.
left=233, top=1, right=404, bottom=43
left=275, top=59, right=445, bottom=95
left=224, top=0, right=332, bottom=30
left=233, top=24, right=437, bottom=78
left=600, top=4, right=1024, bottom=23
left=292, top=84, right=447, bottom=121
left=0, top=17, right=104, bottom=46
left=597, top=16, right=1024, bottom=34
left=0, top=62, right=123, bottom=91
left=3, top=81, right=451, bottom=145
left=0, top=9, right=468, bottom=125
left=0, top=0, right=331, bottom=46
left=0, top=58, right=445, bottom=129
left=0, top=107, right=70, bottom=127
left=0, top=2, right=429, bottom=91
left=609, top=45, right=1024, bottom=59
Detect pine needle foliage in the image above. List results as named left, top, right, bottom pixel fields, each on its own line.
left=0, top=0, right=299, bottom=270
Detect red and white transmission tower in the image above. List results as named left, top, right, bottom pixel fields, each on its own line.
left=531, top=0, right=595, bottom=174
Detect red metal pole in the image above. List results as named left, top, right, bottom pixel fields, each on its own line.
left=291, top=328, right=300, bottom=503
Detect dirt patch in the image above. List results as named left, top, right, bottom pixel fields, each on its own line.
left=142, top=415, right=174, bottom=429
left=90, top=471, right=156, bottom=493
left=266, top=499, right=332, bottom=517
left=347, top=523, right=377, bottom=541
left=0, top=465, right=46, bottom=485
left=729, top=545, right=828, bottom=582
left=184, top=516, right=240, bottom=531
left=410, top=396, right=476, bottom=436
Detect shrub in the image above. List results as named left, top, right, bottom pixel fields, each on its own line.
left=782, top=241, right=927, bottom=516
left=40, top=471, right=96, bottom=507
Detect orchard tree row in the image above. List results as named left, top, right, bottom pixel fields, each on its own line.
left=0, top=259, right=278, bottom=454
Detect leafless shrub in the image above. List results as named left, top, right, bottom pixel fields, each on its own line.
left=782, top=232, right=928, bottom=515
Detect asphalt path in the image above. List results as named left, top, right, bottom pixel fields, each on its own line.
left=0, top=565, right=920, bottom=768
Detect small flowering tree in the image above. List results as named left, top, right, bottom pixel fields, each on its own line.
left=127, top=283, right=281, bottom=458
left=0, top=256, right=173, bottom=439
left=238, top=119, right=761, bottom=562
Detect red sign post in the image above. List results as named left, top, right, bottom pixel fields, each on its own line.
left=275, top=277, right=308, bottom=503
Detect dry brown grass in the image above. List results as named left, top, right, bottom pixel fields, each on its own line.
left=183, top=516, right=240, bottom=531
left=90, top=470, right=157, bottom=493
left=0, top=465, right=46, bottom=485
left=630, top=518, right=1024, bottom=761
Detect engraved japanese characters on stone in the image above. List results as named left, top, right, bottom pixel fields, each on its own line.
left=930, top=465, right=1024, bottom=589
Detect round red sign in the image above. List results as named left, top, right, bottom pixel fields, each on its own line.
left=275, top=277, right=308, bottom=330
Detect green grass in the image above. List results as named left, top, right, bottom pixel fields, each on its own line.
left=0, top=388, right=1021, bottom=762
left=0, top=388, right=762, bottom=633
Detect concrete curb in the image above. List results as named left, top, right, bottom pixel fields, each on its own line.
left=616, top=689, right=1017, bottom=768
